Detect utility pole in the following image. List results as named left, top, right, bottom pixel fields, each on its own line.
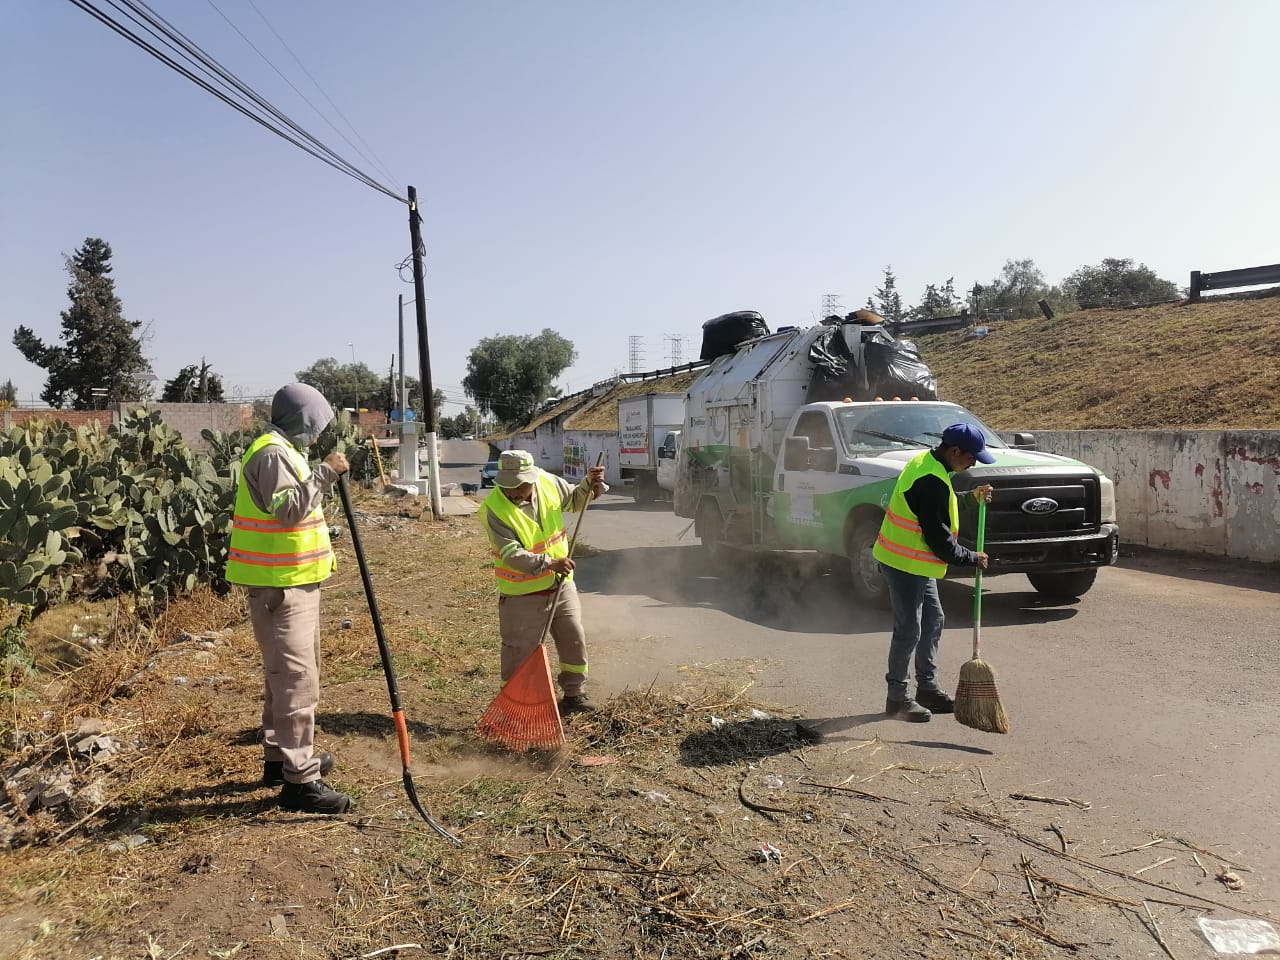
left=407, top=185, right=442, bottom=517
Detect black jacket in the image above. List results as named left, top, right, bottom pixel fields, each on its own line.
left=902, top=450, right=979, bottom=567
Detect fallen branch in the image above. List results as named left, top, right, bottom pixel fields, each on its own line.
left=950, top=805, right=1276, bottom=921
left=1139, top=901, right=1178, bottom=960
left=1102, top=837, right=1165, bottom=858
left=800, top=778, right=908, bottom=804
left=1009, top=792, right=1091, bottom=810
left=1001, top=916, right=1082, bottom=951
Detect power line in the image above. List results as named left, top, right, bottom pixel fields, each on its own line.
left=240, top=0, right=402, bottom=193
left=65, top=0, right=403, bottom=203
left=206, top=0, right=402, bottom=193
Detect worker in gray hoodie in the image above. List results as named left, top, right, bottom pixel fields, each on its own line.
left=225, top=383, right=351, bottom=814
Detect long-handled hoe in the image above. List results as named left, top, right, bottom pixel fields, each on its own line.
left=337, top=475, right=460, bottom=843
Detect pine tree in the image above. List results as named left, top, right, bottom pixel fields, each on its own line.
left=161, top=361, right=225, bottom=402
left=12, top=238, right=151, bottom=409
left=865, top=266, right=905, bottom=324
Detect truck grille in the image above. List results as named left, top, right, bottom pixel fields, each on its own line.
left=957, top=473, right=1100, bottom=542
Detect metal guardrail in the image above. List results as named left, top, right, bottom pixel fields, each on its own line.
left=1190, top=263, right=1280, bottom=300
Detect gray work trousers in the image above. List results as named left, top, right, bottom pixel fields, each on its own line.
left=247, top=583, right=325, bottom=784
left=498, top=579, right=588, bottom=696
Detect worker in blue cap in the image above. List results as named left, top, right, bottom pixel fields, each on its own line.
left=872, top=423, right=995, bottom=722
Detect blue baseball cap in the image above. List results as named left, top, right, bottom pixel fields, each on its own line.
left=941, top=423, right=996, bottom=464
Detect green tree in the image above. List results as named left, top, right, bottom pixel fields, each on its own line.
left=463, top=329, right=577, bottom=427
left=0, top=380, right=16, bottom=408
left=439, top=404, right=480, bottom=439
left=13, top=238, right=152, bottom=408
left=1062, top=258, right=1180, bottom=308
left=909, top=277, right=962, bottom=320
left=161, top=362, right=225, bottom=402
left=295, top=358, right=385, bottom=413
left=865, top=266, right=905, bottom=324
left=968, top=258, right=1067, bottom=320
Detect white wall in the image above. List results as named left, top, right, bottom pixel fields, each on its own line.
left=1024, top=430, right=1280, bottom=562
left=562, top=431, right=622, bottom=485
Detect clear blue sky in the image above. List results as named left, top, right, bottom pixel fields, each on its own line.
left=2, top=1, right=1277, bottom=411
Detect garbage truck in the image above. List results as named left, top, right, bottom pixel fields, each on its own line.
left=673, top=313, right=1119, bottom=604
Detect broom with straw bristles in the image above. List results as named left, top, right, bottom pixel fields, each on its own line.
left=476, top=453, right=604, bottom=751
left=954, top=498, right=1010, bottom=734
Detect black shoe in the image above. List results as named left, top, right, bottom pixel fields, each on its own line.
left=915, top=687, right=955, bottom=714
left=279, top=779, right=352, bottom=814
left=263, top=751, right=335, bottom=787
left=885, top=698, right=932, bottom=723
left=558, top=694, right=596, bottom=715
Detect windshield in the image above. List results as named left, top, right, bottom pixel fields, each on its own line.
left=835, top=403, right=1006, bottom=454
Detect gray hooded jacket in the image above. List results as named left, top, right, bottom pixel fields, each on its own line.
left=242, top=383, right=339, bottom=524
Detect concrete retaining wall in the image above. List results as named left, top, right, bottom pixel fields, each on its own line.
left=1026, top=430, right=1280, bottom=563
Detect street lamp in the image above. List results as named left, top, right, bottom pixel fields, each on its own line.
left=347, top=342, right=359, bottom=412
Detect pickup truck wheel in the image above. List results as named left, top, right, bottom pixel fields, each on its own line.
left=847, top=517, right=889, bottom=608
left=1026, top=569, right=1097, bottom=602
left=697, top=501, right=726, bottom=565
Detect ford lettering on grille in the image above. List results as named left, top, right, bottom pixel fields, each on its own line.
left=1021, top=497, right=1059, bottom=515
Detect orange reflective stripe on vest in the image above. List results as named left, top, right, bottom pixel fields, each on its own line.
left=224, top=432, right=334, bottom=588
left=872, top=449, right=959, bottom=578
left=477, top=472, right=571, bottom=596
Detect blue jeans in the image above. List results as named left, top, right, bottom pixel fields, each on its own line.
left=880, top=562, right=944, bottom=701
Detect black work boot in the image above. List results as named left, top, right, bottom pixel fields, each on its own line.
left=885, top=697, right=932, bottom=723
left=263, top=751, right=335, bottom=787
left=915, top=688, right=955, bottom=714
left=279, top=779, right=352, bottom=814
left=558, top=694, right=595, bottom=715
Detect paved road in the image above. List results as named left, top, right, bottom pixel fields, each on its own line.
left=433, top=438, right=492, bottom=489
left=570, top=494, right=1280, bottom=900
left=441, top=441, right=1279, bottom=900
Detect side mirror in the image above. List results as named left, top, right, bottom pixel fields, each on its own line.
left=810, top=446, right=838, bottom=472
left=1012, top=432, right=1037, bottom=450
left=657, top=447, right=671, bottom=459
left=784, top=436, right=811, bottom=471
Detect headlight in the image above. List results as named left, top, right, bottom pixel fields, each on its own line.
left=1099, top=475, right=1116, bottom=524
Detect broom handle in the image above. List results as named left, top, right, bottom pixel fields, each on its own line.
left=972, top=498, right=986, bottom=660
left=537, top=452, right=605, bottom=647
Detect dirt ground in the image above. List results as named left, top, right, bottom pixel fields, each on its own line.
left=1, top=489, right=1273, bottom=960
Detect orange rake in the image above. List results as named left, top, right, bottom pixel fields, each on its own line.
left=476, top=645, right=565, bottom=751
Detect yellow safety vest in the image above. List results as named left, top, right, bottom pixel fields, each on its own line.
left=225, top=433, right=335, bottom=587
left=478, top=473, right=570, bottom=595
left=872, top=449, right=959, bottom=578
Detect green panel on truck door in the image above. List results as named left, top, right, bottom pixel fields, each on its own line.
left=773, top=477, right=896, bottom=555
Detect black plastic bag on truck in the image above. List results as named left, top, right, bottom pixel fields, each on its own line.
left=864, top=336, right=938, bottom=400
left=808, top=326, right=871, bottom=402
left=700, top=310, right=770, bottom=361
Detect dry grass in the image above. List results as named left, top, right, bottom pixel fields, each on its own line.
left=916, top=296, right=1280, bottom=430
left=0, top=487, right=1262, bottom=959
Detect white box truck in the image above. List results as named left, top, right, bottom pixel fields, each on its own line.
left=617, top=393, right=684, bottom=502
left=674, top=317, right=1119, bottom=604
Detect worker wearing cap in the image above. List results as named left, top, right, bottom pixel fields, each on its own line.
left=872, top=423, right=995, bottom=722
left=477, top=450, right=607, bottom=714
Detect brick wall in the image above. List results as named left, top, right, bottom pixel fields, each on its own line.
left=2, top=408, right=113, bottom=431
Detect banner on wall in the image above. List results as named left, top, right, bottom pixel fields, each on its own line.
left=563, top=440, right=586, bottom=480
